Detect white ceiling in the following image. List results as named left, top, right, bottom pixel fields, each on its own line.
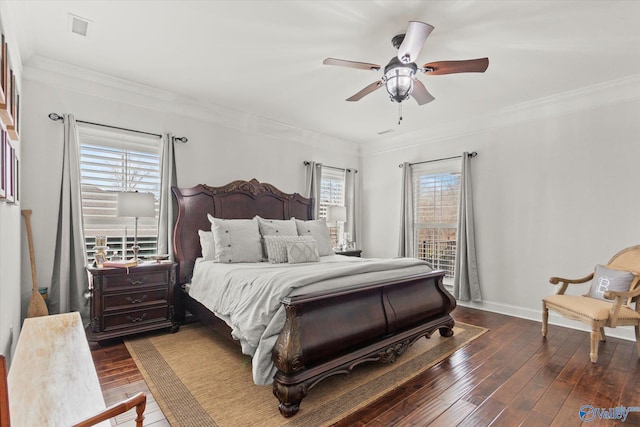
left=6, top=1, right=640, bottom=144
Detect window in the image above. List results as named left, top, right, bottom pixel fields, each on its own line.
left=318, top=166, right=345, bottom=248
left=78, top=126, right=161, bottom=261
left=413, top=160, right=461, bottom=278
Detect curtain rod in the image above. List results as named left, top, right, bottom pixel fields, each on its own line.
left=47, top=113, right=188, bottom=143
left=399, top=151, right=477, bottom=168
left=303, top=161, right=358, bottom=173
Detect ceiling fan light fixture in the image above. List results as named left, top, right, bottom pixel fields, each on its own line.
left=383, top=57, right=416, bottom=103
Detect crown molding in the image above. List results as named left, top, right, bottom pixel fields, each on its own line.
left=362, top=73, right=640, bottom=157
left=23, top=55, right=361, bottom=157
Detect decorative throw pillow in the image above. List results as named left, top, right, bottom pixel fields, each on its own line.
left=208, top=216, right=262, bottom=263
left=255, top=216, right=298, bottom=236
left=197, top=229, right=215, bottom=260
left=286, top=240, right=320, bottom=264
left=588, top=264, right=636, bottom=302
left=255, top=216, right=298, bottom=260
left=293, top=218, right=333, bottom=256
left=263, top=235, right=314, bottom=264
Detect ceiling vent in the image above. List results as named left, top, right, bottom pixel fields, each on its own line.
left=68, top=13, right=91, bottom=37
left=377, top=129, right=395, bottom=135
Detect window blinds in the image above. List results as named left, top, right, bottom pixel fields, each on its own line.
left=78, top=126, right=161, bottom=260
left=413, top=160, right=461, bottom=277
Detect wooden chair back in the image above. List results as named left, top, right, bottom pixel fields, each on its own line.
left=1, top=355, right=10, bottom=427
left=608, top=245, right=640, bottom=294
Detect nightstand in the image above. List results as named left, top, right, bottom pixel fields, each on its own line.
left=86, top=261, right=179, bottom=348
left=335, top=249, right=362, bottom=257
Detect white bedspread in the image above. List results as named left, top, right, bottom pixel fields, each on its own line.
left=188, top=254, right=431, bottom=384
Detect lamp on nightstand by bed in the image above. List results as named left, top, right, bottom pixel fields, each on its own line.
left=326, top=205, right=347, bottom=250
left=117, top=191, right=155, bottom=263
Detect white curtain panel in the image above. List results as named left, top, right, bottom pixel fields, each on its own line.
left=304, top=161, right=323, bottom=219
left=453, top=152, right=482, bottom=302
left=398, top=162, right=414, bottom=257
left=344, top=168, right=358, bottom=245
left=157, top=133, right=178, bottom=260
left=49, top=114, right=89, bottom=318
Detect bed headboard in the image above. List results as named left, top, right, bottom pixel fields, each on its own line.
left=172, top=179, right=313, bottom=284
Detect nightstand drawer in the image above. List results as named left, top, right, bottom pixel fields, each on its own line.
left=103, top=306, right=169, bottom=331
left=102, top=270, right=168, bottom=291
left=103, top=288, right=168, bottom=311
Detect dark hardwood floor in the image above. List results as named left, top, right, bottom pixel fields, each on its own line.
left=91, top=306, right=640, bottom=426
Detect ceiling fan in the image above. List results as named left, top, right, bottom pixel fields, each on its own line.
left=323, top=21, right=489, bottom=121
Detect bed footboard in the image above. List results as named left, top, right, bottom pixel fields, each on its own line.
left=272, top=270, right=454, bottom=417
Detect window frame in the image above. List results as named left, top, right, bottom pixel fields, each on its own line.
left=412, top=159, right=461, bottom=280
left=318, top=166, right=346, bottom=249
left=78, top=125, right=161, bottom=262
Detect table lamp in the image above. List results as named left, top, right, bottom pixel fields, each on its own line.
left=326, top=205, right=347, bottom=250
left=116, top=191, right=155, bottom=262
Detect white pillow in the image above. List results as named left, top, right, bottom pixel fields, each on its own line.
left=208, top=215, right=262, bottom=263
left=255, top=216, right=298, bottom=260
left=264, top=235, right=314, bottom=264
left=293, top=218, right=334, bottom=256
left=197, top=229, right=215, bottom=260
left=286, top=240, right=320, bottom=264
left=255, top=216, right=298, bottom=236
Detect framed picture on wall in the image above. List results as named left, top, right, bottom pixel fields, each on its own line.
left=0, top=67, right=12, bottom=127
left=14, top=156, right=19, bottom=203
left=0, top=33, right=6, bottom=106
left=7, top=75, right=19, bottom=140
left=4, top=137, right=14, bottom=203
left=0, top=130, right=5, bottom=199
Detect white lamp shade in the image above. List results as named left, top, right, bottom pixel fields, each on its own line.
left=116, top=192, right=156, bottom=218
left=326, top=205, right=347, bottom=223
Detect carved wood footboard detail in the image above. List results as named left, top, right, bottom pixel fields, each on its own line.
left=272, top=270, right=455, bottom=417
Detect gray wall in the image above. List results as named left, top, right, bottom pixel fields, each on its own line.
left=360, top=77, right=640, bottom=339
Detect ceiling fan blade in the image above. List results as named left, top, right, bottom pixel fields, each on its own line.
left=397, top=21, right=434, bottom=64
left=323, top=58, right=381, bottom=71
left=411, top=80, right=435, bottom=105
left=346, top=80, right=383, bottom=101
left=423, top=58, right=489, bottom=75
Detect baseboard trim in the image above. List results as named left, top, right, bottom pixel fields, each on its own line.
left=444, top=286, right=636, bottom=342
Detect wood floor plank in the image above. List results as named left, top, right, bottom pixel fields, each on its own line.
left=529, top=367, right=574, bottom=420
left=428, top=399, right=477, bottom=427
left=487, top=381, right=548, bottom=427
left=550, top=353, right=609, bottom=426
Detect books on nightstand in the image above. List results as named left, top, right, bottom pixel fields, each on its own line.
left=101, top=259, right=138, bottom=268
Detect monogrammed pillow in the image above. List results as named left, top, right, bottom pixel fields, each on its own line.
left=588, top=264, right=636, bottom=302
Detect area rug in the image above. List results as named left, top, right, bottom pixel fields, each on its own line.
left=125, top=321, right=486, bottom=427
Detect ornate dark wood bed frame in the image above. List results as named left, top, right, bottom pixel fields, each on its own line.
left=172, top=179, right=456, bottom=417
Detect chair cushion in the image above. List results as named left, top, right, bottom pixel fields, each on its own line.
left=588, top=264, right=636, bottom=302
left=544, top=294, right=640, bottom=322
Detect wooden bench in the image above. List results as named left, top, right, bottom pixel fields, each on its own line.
left=2, top=312, right=146, bottom=426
